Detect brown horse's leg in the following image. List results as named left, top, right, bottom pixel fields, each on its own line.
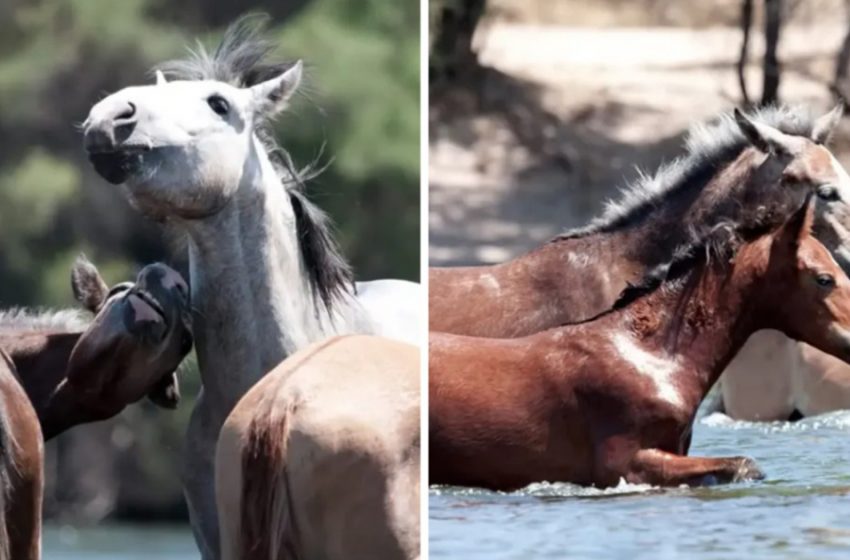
left=2, top=373, right=44, bottom=560
left=629, top=448, right=764, bottom=486
left=8, top=469, right=43, bottom=560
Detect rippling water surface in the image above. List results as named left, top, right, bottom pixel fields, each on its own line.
left=430, top=411, right=850, bottom=559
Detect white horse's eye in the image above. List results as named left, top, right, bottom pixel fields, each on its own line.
left=207, top=95, right=230, bottom=116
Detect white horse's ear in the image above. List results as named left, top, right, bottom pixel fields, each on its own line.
left=250, top=60, right=303, bottom=116
left=812, top=104, right=844, bottom=145
left=156, top=70, right=168, bottom=86
left=734, top=108, right=792, bottom=155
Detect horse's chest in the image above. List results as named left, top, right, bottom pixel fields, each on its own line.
left=610, top=333, right=686, bottom=411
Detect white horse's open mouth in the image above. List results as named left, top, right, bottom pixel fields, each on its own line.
left=87, top=149, right=147, bottom=184
left=87, top=144, right=166, bottom=185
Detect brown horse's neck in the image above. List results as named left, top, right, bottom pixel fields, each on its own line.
left=0, top=331, right=114, bottom=439
left=533, top=149, right=762, bottom=324
left=612, top=239, right=773, bottom=409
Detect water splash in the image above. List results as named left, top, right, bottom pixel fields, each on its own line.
left=700, top=410, right=850, bottom=432
left=431, top=478, right=663, bottom=498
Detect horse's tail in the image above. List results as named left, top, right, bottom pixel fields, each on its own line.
left=237, top=400, right=298, bottom=560
left=0, top=391, right=16, bottom=560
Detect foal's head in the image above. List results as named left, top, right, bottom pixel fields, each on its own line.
left=66, top=257, right=193, bottom=413
left=732, top=107, right=850, bottom=271
left=82, top=16, right=302, bottom=219
left=764, top=197, right=850, bottom=360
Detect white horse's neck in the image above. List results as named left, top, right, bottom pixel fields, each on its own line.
left=181, top=137, right=363, bottom=406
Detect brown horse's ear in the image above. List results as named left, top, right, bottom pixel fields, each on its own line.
left=734, top=108, right=792, bottom=155
left=71, top=255, right=109, bottom=312
left=779, top=194, right=816, bottom=249
left=147, top=372, right=180, bottom=409
left=812, top=105, right=844, bottom=145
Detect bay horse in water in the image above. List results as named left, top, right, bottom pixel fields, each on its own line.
left=216, top=335, right=420, bottom=560
left=430, top=194, right=850, bottom=490
left=430, top=106, right=850, bottom=421
left=0, top=257, right=192, bottom=559
left=429, top=106, right=850, bottom=337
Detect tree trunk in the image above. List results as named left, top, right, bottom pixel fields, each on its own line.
left=833, top=0, right=850, bottom=106
left=761, top=0, right=783, bottom=106
left=430, top=0, right=487, bottom=87
left=738, top=0, right=754, bottom=105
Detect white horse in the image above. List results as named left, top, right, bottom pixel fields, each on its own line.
left=83, top=17, right=419, bottom=559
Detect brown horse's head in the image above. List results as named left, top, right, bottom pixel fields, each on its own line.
left=64, top=257, right=193, bottom=414
left=766, top=195, right=850, bottom=361
left=733, top=107, right=850, bottom=272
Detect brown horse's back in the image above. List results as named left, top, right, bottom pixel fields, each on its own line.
left=216, top=335, right=420, bottom=560
left=429, top=264, right=562, bottom=338
left=429, top=331, right=599, bottom=489
left=0, top=350, right=43, bottom=560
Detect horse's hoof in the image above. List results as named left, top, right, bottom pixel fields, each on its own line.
left=733, top=457, right=765, bottom=482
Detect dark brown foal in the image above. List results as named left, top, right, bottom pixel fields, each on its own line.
left=430, top=195, right=850, bottom=490
left=430, top=106, right=850, bottom=337
left=0, top=257, right=193, bottom=559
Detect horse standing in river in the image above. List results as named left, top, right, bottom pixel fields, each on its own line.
left=430, top=194, right=850, bottom=490
left=82, top=16, right=420, bottom=558
left=430, top=106, right=850, bottom=421
left=0, top=257, right=192, bottom=560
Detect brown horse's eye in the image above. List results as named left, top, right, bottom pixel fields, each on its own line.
left=818, top=184, right=840, bottom=201
left=816, top=273, right=835, bottom=288
left=180, top=331, right=193, bottom=354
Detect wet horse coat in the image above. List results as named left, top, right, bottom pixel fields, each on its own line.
left=431, top=196, right=850, bottom=490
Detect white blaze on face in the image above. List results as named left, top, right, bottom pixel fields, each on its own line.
left=612, top=332, right=683, bottom=408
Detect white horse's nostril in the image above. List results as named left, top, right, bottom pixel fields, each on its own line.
left=116, top=102, right=137, bottom=123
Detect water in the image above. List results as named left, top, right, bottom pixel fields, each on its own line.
left=43, top=523, right=197, bottom=559
left=430, top=410, right=850, bottom=559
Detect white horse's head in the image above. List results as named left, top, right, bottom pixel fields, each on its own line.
left=83, top=24, right=302, bottom=219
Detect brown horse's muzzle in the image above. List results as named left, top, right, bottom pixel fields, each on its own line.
left=147, top=372, right=181, bottom=409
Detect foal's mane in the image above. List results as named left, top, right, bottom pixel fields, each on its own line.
left=613, top=190, right=811, bottom=310
left=159, top=14, right=354, bottom=314
left=0, top=308, right=89, bottom=334
left=553, top=105, right=818, bottom=241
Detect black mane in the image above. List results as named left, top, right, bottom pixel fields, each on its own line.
left=613, top=190, right=812, bottom=310
left=554, top=105, right=818, bottom=242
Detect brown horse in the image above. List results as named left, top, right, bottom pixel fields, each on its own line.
left=0, top=257, right=192, bottom=559
left=216, top=335, right=420, bottom=560
left=430, top=194, right=850, bottom=490
left=429, top=106, right=850, bottom=338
